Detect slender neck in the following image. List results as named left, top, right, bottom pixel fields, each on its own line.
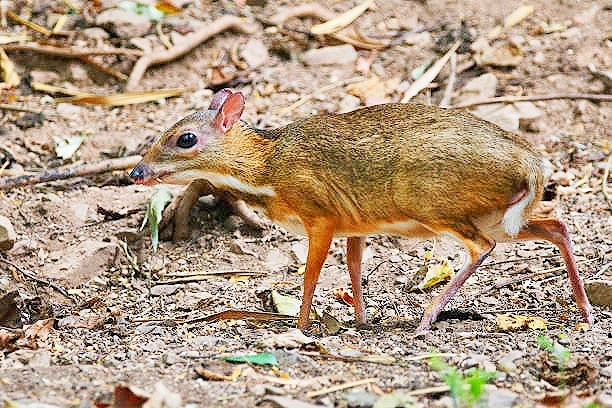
left=221, top=121, right=277, bottom=186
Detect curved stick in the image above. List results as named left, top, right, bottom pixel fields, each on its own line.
left=0, top=155, right=142, bottom=189
left=125, top=16, right=260, bottom=91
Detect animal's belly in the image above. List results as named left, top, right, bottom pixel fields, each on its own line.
left=274, top=215, right=435, bottom=239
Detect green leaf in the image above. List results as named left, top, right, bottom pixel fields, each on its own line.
left=146, top=186, right=173, bottom=250
left=271, top=290, right=301, bottom=317
left=411, top=59, right=433, bottom=80
left=223, top=352, right=279, bottom=366
left=118, top=1, right=165, bottom=21
left=53, top=135, right=84, bottom=159
left=536, top=334, right=554, bottom=351
left=465, top=368, right=496, bottom=403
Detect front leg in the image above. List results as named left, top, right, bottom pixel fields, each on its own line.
left=159, top=179, right=268, bottom=241
left=159, top=180, right=214, bottom=241
left=298, top=217, right=337, bottom=329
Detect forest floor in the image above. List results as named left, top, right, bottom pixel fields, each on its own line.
left=0, top=0, right=611, bottom=407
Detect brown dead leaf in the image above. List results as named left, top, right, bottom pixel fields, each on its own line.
left=478, top=43, right=523, bottom=67
left=24, top=318, right=55, bottom=341
left=0, top=329, right=23, bottom=352
left=55, top=88, right=190, bottom=106
left=195, top=360, right=242, bottom=381
left=155, top=1, right=181, bottom=14
left=333, top=287, right=355, bottom=306
left=95, top=383, right=181, bottom=408
left=346, top=75, right=400, bottom=106
left=496, top=314, right=548, bottom=331
left=94, top=385, right=148, bottom=408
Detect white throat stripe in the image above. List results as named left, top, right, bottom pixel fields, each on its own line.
left=181, top=170, right=276, bottom=196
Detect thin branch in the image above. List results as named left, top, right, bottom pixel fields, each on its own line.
left=156, top=271, right=264, bottom=285
left=182, top=310, right=296, bottom=325
left=0, top=155, right=141, bottom=189
left=125, top=15, right=260, bottom=91
left=306, top=378, right=377, bottom=399
left=79, top=56, right=128, bottom=81
left=6, top=10, right=52, bottom=36
left=0, top=255, right=73, bottom=300
left=2, top=42, right=144, bottom=57
left=451, top=93, right=612, bottom=109
left=0, top=103, right=50, bottom=115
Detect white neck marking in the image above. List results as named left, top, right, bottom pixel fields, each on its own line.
left=181, top=170, right=276, bottom=197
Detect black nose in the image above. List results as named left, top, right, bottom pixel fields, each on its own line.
left=129, top=163, right=151, bottom=184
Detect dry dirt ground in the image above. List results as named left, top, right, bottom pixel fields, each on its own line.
left=0, top=0, right=611, bottom=407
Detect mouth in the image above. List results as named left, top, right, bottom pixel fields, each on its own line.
left=129, top=163, right=170, bottom=186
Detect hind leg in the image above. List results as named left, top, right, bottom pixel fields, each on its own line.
left=347, top=236, right=367, bottom=324
left=515, top=218, right=594, bottom=325
left=417, top=224, right=495, bottom=334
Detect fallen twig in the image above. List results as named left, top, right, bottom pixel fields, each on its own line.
left=182, top=309, right=296, bottom=325
left=2, top=42, right=144, bottom=57
left=6, top=10, right=53, bottom=36
left=80, top=55, right=128, bottom=81
left=126, top=15, right=260, bottom=91
left=0, top=155, right=141, bottom=189
left=306, top=378, right=377, bottom=398
left=400, top=41, right=461, bottom=103
left=0, top=103, right=48, bottom=115
left=602, top=152, right=612, bottom=202
left=0, top=255, right=73, bottom=301
left=156, top=271, right=264, bottom=285
left=451, top=93, right=612, bottom=109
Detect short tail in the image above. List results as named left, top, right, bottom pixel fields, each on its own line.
left=502, top=162, right=544, bottom=237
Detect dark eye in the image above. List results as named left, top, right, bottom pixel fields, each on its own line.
left=176, top=132, right=197, bottom=148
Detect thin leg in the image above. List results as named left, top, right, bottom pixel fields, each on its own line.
left=417, top=226, right=495, bottom=334
left=515, top=218, right=594, bottom=324
left=347, top=236, right=367, bottom=324
left=160, top=179, right=214, bottom=241
left=298, top=217, right=337, bottom=330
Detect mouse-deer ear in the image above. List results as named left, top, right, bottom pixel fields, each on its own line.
left=212, top=92, right=245, bottom=133
left=209, top=88, right=233, bottom=110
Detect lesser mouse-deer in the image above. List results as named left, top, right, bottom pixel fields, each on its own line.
left=130, top=88, right=594, bottom=333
